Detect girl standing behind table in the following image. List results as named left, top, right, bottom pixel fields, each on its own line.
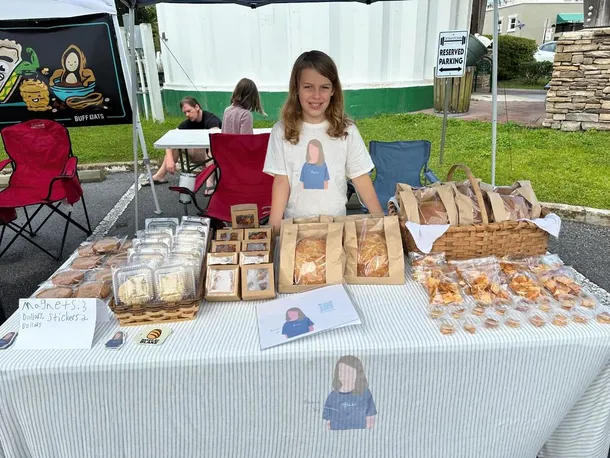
left=263, top=50, right=383, bottom=232
left=222, top=78, right=266, bottom=134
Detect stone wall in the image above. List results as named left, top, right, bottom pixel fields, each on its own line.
left=543, top=28, right=610, bottom=131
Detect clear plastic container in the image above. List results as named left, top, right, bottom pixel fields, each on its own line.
left=438, top=318, right=458, bottom=336
left=145, top=217, right=179, bottom=235
left=172, top=245, right=205, bottom=261
left=136, top=229, right=173, bottom=248
left=472, top=302, right=488, bottom=317
left=176, top=225, right=208, bottom=238
left=112, top=264, right=155, bottom=306
left=482, top=310, right=503, bottom=330
left=133, top=240, right=170, bottom=257
left=51, top=269, right=86, bottom=286
left=595, top=311, right=610, bottom=325
left=181, top=216, right=211, bottom=228
left=572, top=307, right=595, bottom=325
left=463, top=316, right=482, bottom=334
left=449, top=306, right=468, bottom=320
left=428, top=306, right=446, bottom=320
left=127, top=250, right=165, bottom=266
left=504, top=310, right=523, bottom=329
left=104, top=252, right=129, bottom=269
left=154, top=263, right=197, bottom=302
left=550, top=310, right=570, bottom=327
left=528, top=310, right=549, bottom=328
left=538, top=267, right=582, bottom=299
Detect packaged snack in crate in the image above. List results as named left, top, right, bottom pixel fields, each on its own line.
left=154, top=263, right=197, bottom=302
left=112, top=264, right=155, bottom=307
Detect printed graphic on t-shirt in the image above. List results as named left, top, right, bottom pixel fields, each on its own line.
left=323, top=355, right=377, bottom=431
left=300, top=139, right=330, bottom=190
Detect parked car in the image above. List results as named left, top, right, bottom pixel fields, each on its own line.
left=534, top=41, right=557, bottom=62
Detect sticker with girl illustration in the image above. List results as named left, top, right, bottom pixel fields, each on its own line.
left=323, top=355, right=377, bottom=431
left=282, top=307, right=314, bottom=339
left=300, top=139, right=329, bottom=190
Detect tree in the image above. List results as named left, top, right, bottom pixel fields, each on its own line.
left=470, top=0, right=487, bottom=35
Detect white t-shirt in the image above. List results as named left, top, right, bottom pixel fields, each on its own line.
left=263, top=120, right=374, bottom=218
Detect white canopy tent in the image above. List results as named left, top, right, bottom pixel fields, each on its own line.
left=0, top=0, right=162, bottom=232
left=0, top=0, right=504, bottom=226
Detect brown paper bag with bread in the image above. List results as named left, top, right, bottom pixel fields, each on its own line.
left=344, top=216, right=404, bottom=284
left=279, top=223, right=345, bottom=293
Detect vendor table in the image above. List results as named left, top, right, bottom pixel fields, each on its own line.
left=154, top=128, right=273, bottom=172
left=1, top=266, right=610, bottom=458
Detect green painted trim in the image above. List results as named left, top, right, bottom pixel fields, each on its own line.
left=161, top=85, right=433, bottom=121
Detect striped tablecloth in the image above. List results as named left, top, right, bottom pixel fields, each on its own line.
left=1, top=266, right=610, bottom=458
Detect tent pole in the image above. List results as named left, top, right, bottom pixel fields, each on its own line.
left=129, top=7, right=140, bottom=232
left=491, top=0, right=498, bottom=187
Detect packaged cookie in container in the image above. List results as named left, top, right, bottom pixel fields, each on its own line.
left=211, top=240, right=240, bottom=254
left=279, top=222, right=344, bottom=293
left=231, top=204, right=259, bottom=229
left=132, top=239, right=171, bottom=257
left=240, top=251, right=270, bottom=266
left=154, top=263, right=197, bottom=303
left=169, top=253, right=203, bottom=291
left=136, top=228, right=174, bottom=249
left=204, top=265, right=240, bottom=301
left=173, top=238, right=206, bottom=255
left=112, top=264, right=155, bottom=309
left=145, top=217, right=179, bottom=235
left=176, top=224, right=209, bottom=241
left=344, top=216, right=404, bottom=285
left=35, top=286, right=74, bottom=299
left=207, top=252, right=238, bottom=266
left=181, top=215, right=211, bottom=229
left=127, top=249, right=165, bottom=267
left=216, top=228, right=244, bottom=242
left=75, top=281, right=112, bottom=299
left=50, top=269, right=86, bottom=286
left=92, top=236, right=127, bottom=255
left=71, top=254, right=105, bottom=270
left=241, top=263, right=276, bottom=301
left=242, top=240, right=270, bottom=253
left=244, top=227, right=272, bottom=241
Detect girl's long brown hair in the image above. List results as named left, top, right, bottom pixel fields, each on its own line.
left=281, top=50, right=350, bottom=145
left=231, top=78, right=266, bottom=115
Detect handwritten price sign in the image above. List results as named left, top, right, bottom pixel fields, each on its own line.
left=15, top=298, right=97, bottom=350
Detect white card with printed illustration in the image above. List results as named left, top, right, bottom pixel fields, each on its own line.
left=256, top=284, right=361, bottom=350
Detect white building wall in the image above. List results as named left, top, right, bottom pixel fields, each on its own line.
left=156, top=0, right=473, bottom=92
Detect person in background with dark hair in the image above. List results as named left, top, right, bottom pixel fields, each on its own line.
left=143, top=96, right=221, bottom=186
left=222, top=78, right=266, bottom=134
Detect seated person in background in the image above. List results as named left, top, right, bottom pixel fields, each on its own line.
left=143, top=96, right=221, bottom=185
left=222, top=78, right=266, bottom=134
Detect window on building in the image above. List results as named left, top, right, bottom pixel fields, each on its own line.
left=507, top=15, right=518, bottom=32
left=497, top=17, right=504, bottom=34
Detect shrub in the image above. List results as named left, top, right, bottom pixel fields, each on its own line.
left=519, top=61, right=553, bottom=84
left=484, top=35, right=538, bottom=80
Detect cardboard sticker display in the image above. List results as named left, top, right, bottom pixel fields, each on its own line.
left=239, top=251, right=270, bottom=266
left=244, top=227, right=272, bottom=241
left=231, top=204, right=259, bottom=229
left=207, top=252, right=239, bottom=266
left=241, top=263, right=276, bottom=301
left=242, top=240, right=271, bottom=252
left=204, top=265, right=240, bottom=301
left=216, top=229, right=244, bottom=242
left=211, top=240, right=241, bottom=253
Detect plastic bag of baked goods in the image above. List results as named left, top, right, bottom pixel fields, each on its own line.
left=480, top=181, right=541, bottom=222
left=451, top=179, right=484, bottom=225
left=279, top=222, right=344, bottom=293
left=456, top=258, right=512, bottom=306
left=344, top=216, right=404, bottom=285
left=537, top=267, right=582, bottom=299
left=396, top=184, right=457, bottom=225
left=417, top=270, right=465, bottom=306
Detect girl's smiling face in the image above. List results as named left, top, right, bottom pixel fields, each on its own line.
left=338, top=363, right=357, bottom=392
left=298, top=68, right=334, bottom=124
left=287, top=310, right=299, bottom=321
left=308, top=144, right=320, bottom=164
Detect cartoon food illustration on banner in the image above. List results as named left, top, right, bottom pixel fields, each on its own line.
left=50, top=44, right=103, bottom=109
left=0, top=40, right=42, bottom=104
left=323, top=355, right=377, bottom=431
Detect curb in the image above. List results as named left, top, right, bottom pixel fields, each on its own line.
left=541, top=202, right=610, bottom=227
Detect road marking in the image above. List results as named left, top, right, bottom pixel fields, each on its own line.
left=87, top=174, right=144, bottom=241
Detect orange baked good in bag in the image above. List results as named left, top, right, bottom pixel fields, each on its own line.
left=357, top=231, right=389, bottom=278
left=294, top=236, right=327, bottom=285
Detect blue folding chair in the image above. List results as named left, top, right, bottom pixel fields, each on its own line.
left=349, top=140, right=439, bottom=214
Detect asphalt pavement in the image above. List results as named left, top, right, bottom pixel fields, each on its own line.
left=1, top=171, right=609, bottom=320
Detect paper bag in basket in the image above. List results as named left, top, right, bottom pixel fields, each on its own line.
left=279, top=223, right=344, bottom=293
left=344, top=216, right=404, bottom=285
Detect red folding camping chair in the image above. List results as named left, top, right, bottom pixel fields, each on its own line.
left=0, top=119, right=91, bottom=260
left=169, top=133, right=272, bottom=225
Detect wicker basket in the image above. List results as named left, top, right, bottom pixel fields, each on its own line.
left=389, top=163, right=549, bottom=261
left=108, top=261, right=206, bottom=326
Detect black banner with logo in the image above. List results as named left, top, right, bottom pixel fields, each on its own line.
left=0, top=13, right=132, bottom=128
